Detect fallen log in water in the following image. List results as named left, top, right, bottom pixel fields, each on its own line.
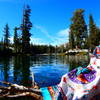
left=0, top=81, right=43, bottom=100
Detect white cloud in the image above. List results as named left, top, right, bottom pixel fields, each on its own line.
left=58, top=28, right=69, bottom=37
left=52, top=37, right=67, bottom=46
left=34, top=24, right=58, bottom=45
left=9, top=36, right=13, bottom=43
left=30, top=37, right=48, bottom=45
left=33, top=25, right=70, bottom=46
left=34, top=24, right=53, bottom=40
left=52, top=28, right=69, bottom=45
left=34, top=25, right=48, bottom=35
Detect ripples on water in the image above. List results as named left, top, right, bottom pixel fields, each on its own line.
left=0, top=55, right=89, bottom=87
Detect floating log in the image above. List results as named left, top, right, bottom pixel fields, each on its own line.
left=0, top=81, right=43, bottom=100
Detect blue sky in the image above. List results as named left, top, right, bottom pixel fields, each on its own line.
left=0, top=0, right=100, bottom=46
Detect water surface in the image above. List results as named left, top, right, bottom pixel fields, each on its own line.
left=0, top=55, right=89, bottom=87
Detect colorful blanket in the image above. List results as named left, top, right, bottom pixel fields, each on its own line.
left=41, top=57, right=100, bottom=100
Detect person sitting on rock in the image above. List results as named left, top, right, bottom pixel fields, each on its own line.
left=93, top=41, right=100, bottom=58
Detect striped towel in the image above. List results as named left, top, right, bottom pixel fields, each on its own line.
left=41, top=85, right=63, bottom=100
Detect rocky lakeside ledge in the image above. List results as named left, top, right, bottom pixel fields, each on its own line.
left=65, top=49, right=89, bottom=55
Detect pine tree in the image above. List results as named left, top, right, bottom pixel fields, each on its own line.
left=69, top=30, right=75, bottom=49
left=21, top=5, right=32, bottom=54
left=14, top=27, right=19, bottom=53
left=96, top=27, right=100, bottom=45
left=3, top=24, right=10, bottom=49
left=89, top=14, right=98, bottom=49
left=69, top=9, right=88, bottom=49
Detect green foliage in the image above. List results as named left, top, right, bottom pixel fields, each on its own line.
left=69, top=9, right=88, bottom=49
left=89, top=14, right=100, bottom=50
left=30, top=44, right=56, bottom=54
left=21, top=5, right=32, bottom=54
left=13, top=27, right=22, bottom=53
left=14, top=27, right=18, bottom=53
left=69, top=29, right=75, bottom=49
left=3, top=24, right=10, bottom=49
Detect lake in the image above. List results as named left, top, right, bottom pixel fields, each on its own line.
left=0, top=55, right=89, bottom=87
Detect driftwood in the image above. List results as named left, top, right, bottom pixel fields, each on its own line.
left=0, top=81, right=43, bottom=100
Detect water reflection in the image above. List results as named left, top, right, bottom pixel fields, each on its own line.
left=13, top=56, right=31, bottom=87
left=0, top=55, right=89, bottom=87
left=20, top=56, right=31, bottom=86
left=13, top=56, right=22, bottom=83
left=66, top=55, right=89, bottom=71
left=2, top=57, right=10, bottom=82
